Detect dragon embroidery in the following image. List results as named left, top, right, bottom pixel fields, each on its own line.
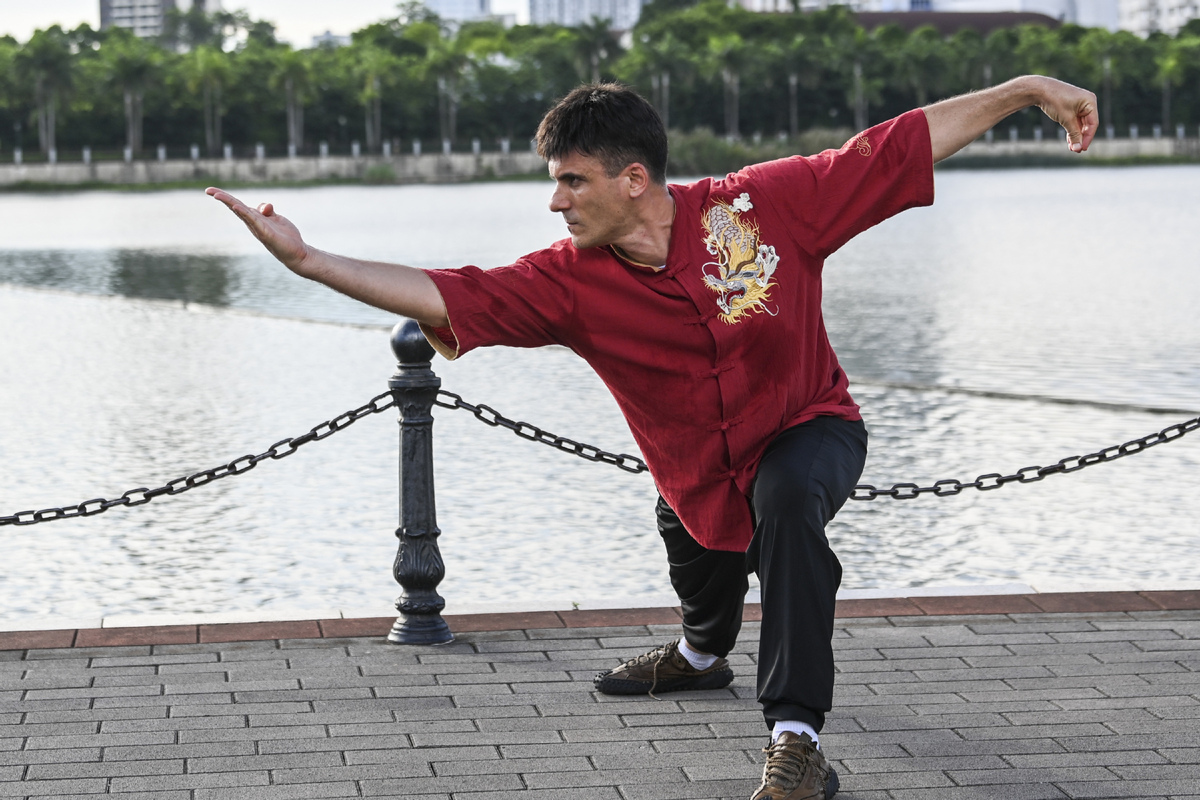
left=701, top=192, right=779, bottom=324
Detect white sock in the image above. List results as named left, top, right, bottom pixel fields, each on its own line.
left=772, top=720, right=820, bottom=748
left=677, top=639, right=718, bottom=670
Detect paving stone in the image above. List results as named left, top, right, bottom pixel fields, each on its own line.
left=889, top=787, right=1069, bottom=799
left=1058, top=780, right=1200, bottom=797
left=24, top=757, right=184, bottom=779
left=440, top=787, right=623, bottom=800
left=0, top=777, right=109, bottom=795
left=193, top=782, right=360, bottom=799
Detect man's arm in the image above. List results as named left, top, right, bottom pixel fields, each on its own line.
left=923, top=75, right=1099, bottom=163
left=205, top=187, right=449, bottom=327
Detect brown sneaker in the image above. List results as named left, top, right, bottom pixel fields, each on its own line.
left=751, top=732, right=839, bottom=800
left=592, top=639, right=733, bottom=696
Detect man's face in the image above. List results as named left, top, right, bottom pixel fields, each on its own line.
left=547, top=151, right=636, bottom=250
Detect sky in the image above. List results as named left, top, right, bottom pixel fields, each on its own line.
left=0, top=0, right=528, bottom=46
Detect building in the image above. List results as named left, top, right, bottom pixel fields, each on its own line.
left=427, top=0, right=495, bottom=22
left=740, top=0, right=1120, bottom=30
left=100, top=0, right=177, bottom=38
left=1118, top=0, right=1200, bottom=34
left=529, top=0, right=648, bottom=30
left=311, top=30, right=353, bottom=48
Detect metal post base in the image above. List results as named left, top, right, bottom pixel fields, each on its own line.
left=388, top=614, right=453, bottom=645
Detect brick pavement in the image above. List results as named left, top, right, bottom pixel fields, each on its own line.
left=0, top=595, right=1198, bottom=799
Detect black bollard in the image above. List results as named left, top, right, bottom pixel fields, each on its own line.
left=387, top=319, right=453, bottom=645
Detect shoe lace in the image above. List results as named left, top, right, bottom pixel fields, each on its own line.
left=761, top=737, right=817, bottom=788
left=618, top=640, right=678, bottom=701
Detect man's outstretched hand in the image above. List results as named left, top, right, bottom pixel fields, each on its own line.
left=206, top=187, right=312, bottom=274
left=1037, top=79, right=1099, bottom=153
left=925, top=75, right=1100, bottom=163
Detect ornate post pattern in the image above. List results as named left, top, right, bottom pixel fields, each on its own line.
left=387, top=320, right=453, bottom=645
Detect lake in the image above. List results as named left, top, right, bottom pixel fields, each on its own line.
left=1, top=167, right=1198, bottom=625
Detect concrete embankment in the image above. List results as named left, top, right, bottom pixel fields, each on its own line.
left=953, top=134, right=1200, bottom=163
left=0, top=150, right=546, bottom=188
left=1, top=137, right=1196, bottom=189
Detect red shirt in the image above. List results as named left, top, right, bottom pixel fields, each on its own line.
left=423, top=109, right=934, bottom=551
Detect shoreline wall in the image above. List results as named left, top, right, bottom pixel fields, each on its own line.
left=954, top=135, right=1200, bottom=161
left=1, top=137, right=1196, bottom=188
left=0, top=150, right=547, bottom=188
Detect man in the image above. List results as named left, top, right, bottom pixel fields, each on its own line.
left=208, top=75, right=1096, bottom=800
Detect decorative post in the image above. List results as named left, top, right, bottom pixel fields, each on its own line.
left=387, top=319, right=453, bottom=645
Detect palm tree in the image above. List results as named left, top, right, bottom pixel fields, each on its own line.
left=15, top=27, right=73, bottom=156
left=705, top=33, right=750, bottom=139
left=271, top=49, right=312, bottom=154
left=102, top=29, right=160, bottom=156
left=778, top=34, right=825, bottom=137
left=622, top=30, right=683, bottom=130
left=573, top=17, right=619, bottom=84
left=896, top=26, right=950, bottom=107
left=356, top=47, right=400, bottom=153
left=424, top=37, right=471, bottom=147
left=1153, top=36, right=1200, bottom=131
left=183, top=46, right=231, bottom=155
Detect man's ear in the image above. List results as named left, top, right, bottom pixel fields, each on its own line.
left=624, top=162, right=650, bottom=199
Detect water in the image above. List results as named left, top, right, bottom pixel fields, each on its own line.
left=1, top=169, right=1198, bottom=624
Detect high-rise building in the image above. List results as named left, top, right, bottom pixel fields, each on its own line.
left=100, top=0, right=180, bottom=38
left=427, top=0, right=494, bottom=22
left=1118, top=0, right=1200, bottom=34
left=530, top=0, right=648, bottom=30
left=742, top=0, right=1121, bottom=32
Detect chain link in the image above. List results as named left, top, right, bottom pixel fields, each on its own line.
left=434, top=391, right=649, bottom=474
left=0, top=392, right=398, bottom=528
left=850, top=415, right=1200, bottom=501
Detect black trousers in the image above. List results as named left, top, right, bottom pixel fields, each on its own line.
left=657, top=416, right=868, bottom=732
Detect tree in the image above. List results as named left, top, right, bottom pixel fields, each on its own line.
left=573, top=17, right=621, bottom=83
left=705, top=32, right=750, bottom=139
left=895, top=26, right=950, bottom=107
left=0, top=37, right=20, bottom=149
left=183, top=46, right=231, bottom=155
left=270, top=48, right=312, bottom=153
left=15, top=27, right=73, bottom=155
left=774, top=34, right=826, bottom=137
left=355, top=46, right=401, bottom=151
left=102, top=28, right=161, bottom=155
left=623, top=31, right=687, bottom=130
left=421, top=28, right=474, bottom=146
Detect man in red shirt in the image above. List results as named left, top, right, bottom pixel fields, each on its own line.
left=208, top=75, right=1096, bottom=800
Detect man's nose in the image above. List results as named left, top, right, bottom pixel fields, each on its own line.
left=549, top=186, right=569, bottom=213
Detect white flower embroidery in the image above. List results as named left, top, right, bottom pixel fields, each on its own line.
left=730, top=192, right=753, bottom=213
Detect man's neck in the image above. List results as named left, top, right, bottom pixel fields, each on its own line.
left=611, top=185, right=675, bottom=268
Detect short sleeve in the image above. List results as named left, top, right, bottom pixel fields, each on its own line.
left=420, top=259, right=570, bottom=360
left=742, top=108, right=934, bottom=261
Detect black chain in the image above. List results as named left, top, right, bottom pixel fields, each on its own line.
left=5, top=387, right=1197, bottom=528
left=436, top=391, right=1198, bottom=500
left=434, top=390, right=649, bottom=474
left=0, top=392, right=397, bottom=528
left=850, top=415, right=1200, bottom=500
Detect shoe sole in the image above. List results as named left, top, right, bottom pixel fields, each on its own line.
left=827, top=767, right=839, bottom=799
left=593, top=666, right=734, bottom=695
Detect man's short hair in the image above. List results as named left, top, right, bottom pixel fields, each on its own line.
left=536, top=83, right=668, bottom=185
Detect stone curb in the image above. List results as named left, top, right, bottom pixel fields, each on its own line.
left=1, top=588, right=1197, bottom=651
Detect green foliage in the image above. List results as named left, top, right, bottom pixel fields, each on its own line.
left=667, top=126, right=853, bottom=176
left=1, top=5, right=1198, bottom=160
left=362, top=163, right=397, bottom=183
